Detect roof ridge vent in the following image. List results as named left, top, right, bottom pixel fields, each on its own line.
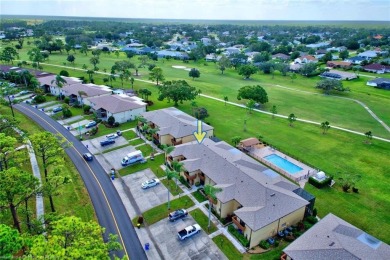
left=329, top=242, right=335, bottom=246
left=270, top=193, right=275, bottom=197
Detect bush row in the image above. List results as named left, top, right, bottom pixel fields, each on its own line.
left=308, top=176, right=333, bottom=189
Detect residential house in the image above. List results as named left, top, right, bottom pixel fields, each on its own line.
left=367, top=78, right=390, bottom=90
left=168, top=139, right=312, bottom=248
left=358, top=50, right=377, bottom=60
left=363, top=63, right=390, bottom=74
left=156, top=50, right=189, bottom=60
left=306, top=42, right=330, bottom=49
left=294, top=55, right=318, bottom=64
left=200, top=37, right=211, bottom=45
left=205, top=53, right=217, bottom=62
left=87, top=94, right=146, bottom=123
left=140, top=107, right=214, bottom=146
left=238, top=137, right=260, bottom=152
left=272, top=53, right=290, bottom=61
left=326, top=61, right=352, bottom=69
left=225, top=47, right=241, bottom=56
left=344, top=56, right=366, bottom=65
left=61, top=83, right=112, bottom=106
left=37, top=74, right=82, bottom=96
left=283, top=213, right=390, bottom=260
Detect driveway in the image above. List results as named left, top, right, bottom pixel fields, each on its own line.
left=121, top=169, right=169, bottom=213
left=150, top=216, right=227, bottom=260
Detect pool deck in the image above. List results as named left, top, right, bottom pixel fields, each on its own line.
left=247, top=146, right=317, bottom=188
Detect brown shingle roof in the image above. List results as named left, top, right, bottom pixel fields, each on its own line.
left=239, top=137, right=260, bottom=147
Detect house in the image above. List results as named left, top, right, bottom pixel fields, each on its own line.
left=87, top=94, right=146, bottom=123
left=306, top=42, right=330, bottom=49
left=320, top=70, right=357, bottom=80
left=225, top=47, right=241, bottom=56
left=344, top=56, right=366, bottom=65
left=290, top=64, right=302, bottom=72
left=326, top=61, right=352, bottom=69
left=200, top=37, right=211, bottom=45
left=168, top=139, right=312, bottom=248
left=363, top=63, right=390, bottom=74
left=140, top=107, right=214, bottom=146
left=238, top=137, right=260, bottom=152
left=367, top=78, right=390, bottom=90
left=156, top=50, right=189, bottom=60
left=283, top=213, right=390, bottom=260
left=358, top=50, right=378, bottom=60
left=205, top=53, right=217, bottom=62
left=61, top=83, right=112, bottom=106
left=272, top=53, right=290, bottom=60
left=294, top=55, right=318, bottom=64
left=37, top=75, right=82, bottom=96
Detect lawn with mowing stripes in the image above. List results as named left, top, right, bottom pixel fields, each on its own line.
left=189, top=208, right=217, bottom=234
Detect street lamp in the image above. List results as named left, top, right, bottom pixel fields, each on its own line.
left=7, top=95, right=15, bottom=118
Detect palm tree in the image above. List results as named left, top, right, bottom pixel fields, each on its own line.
left=161, top=144, right=175, bottom=165
left=86, top=70, right=94, bottom=82
left=171, top=161, right=184, bottom=190
left=51, top=75, right=67, bottom=100
left=130, top=77, right=135, bottom=89
left=204, top=184, right=222, bottom=231
left=288, top=113, right=296, bottom=127
left=321, top=121, right=330, bottom=134
left=77, top=90, right=88, bottom=107
left=223, top=96, right=228, bottom=106
left=165, top=168, right=180, bottom=210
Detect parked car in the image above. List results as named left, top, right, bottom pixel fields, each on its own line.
left=106, top=133, right=119, bottom=139
left=85, top=121, right=97, bottom=128
left=82, top=153, right=93, bottom=161
left=177, top=224, right=201, bottom=240
left=141, top=178, right=160, bottom=189
left=168, top=209, right=188, bottom=222
left=52, top=106, right=63, bottom=113
left=100, top=139, right=115, bottom=146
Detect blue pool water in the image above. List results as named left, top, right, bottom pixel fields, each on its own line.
left=263, top=154, right=303, bottom=174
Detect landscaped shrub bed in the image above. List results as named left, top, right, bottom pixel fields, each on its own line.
left=228, top=225, right=250, bottom=247
left=259, top=240, right=270, bottom=249
left=179, top=176, right=191, bottom=188
left=309, top=176, right=332, bottom=188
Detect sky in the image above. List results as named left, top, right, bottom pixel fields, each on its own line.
left=1, top=0, right=390, bottom=21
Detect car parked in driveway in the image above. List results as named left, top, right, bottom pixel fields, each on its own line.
left=85, top=121, right=97, bottom=128
left=141, top=178, right=160, bottom=189
left=100, top=139, right=115, bottom=146
left=52, top=106, right=63, bottom=113
left=106, top=133, right=119, bottom=139
left=82, top=153, right=93, bottom=161
left=168, top=209, right=188, bottom=222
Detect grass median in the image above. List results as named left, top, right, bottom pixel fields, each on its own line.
left=189, top=208, right=217, bottom=234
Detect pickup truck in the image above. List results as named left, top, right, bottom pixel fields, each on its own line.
left=177, top=224, right=201, bottom=240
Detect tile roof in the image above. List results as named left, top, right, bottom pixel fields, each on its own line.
left=283, top=213, right=390, bottom=260
left=170, top=139, right=309, bottom=231
left=142, top=107, right=213, bottom=139
left=87, top=94, right=146, bottom=114
left=62, top=83, right=111, bottom=98
left=37, top=74, right=82, bottom=87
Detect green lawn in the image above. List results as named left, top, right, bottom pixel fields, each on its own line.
left=246, top=240, right=291, bottom=260
left=136, top=143, right=154, bottom=157
left=189, top=208, right=218, bottom=234
left=161, top=178, right=183, bottom=196
left=121, top=130, right=138, bottom=140
left=192, top=189, right=208, bottom=203
left=129, top=137, right=144, bottom=146
left=118, top=154, right=165, bottom=177
left=142, top=195, right=194, bottom=225
left=212, top=234, right=244, bottom=260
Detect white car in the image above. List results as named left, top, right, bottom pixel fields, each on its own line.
left=106, top=133, right=119, bottom=139
left=141, top=178, right=160, bottom=189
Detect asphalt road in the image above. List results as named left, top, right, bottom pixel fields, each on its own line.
left=15, top=103, right=147, bottom=260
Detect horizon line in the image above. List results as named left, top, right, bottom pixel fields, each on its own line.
left=1, top=14, right=389, bottom=23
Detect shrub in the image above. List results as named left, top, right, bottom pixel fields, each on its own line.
left=259, top=240, right=270, bottom=249
left=83, top=105, right=91, bottom=113
left=312, top=208, right=317, bottom=217
left=90, top=127, right=98, bottom=135
left=303, top=221, right=313, bottom=230
left=62, top=107, right=72, bottom=118
left=107, top=116, right=115, bottom=126
left=59, top=70, right=69, bottom=77
left=114, top=122, right=120, bottom=127
left=179, top=176, right=191, bottom=188
left=33, top=95, right=46, bottom=104
left=274, top=240, right=280, bottom=247
left=64, top=97, right=70, bottom=104
left=309, top=176, right=333, bottom=189
left=306, top=216, right=318, bottom=224
left=228, top=225, right=250, bottom=247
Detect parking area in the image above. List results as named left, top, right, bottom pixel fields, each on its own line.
left=93, top=145, right=136, bottom=171
left=149, top=217, right=227, bottom=260
left=82, top=136, right=129, bottom=155
left=120, top=169, right=168, bottom=213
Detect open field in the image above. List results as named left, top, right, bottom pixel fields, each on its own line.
left=9, top=39, right=390, bottom=139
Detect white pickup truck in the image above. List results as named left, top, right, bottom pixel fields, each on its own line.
left=177, top=224, right=201, bottom=240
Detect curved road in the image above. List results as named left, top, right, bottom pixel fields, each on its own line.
left=14, top=103, right=147, bottom=260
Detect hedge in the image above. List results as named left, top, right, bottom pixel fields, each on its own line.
left=228, top=225, right=250, bottom=247
left=308, top=176, right=332, bottom=189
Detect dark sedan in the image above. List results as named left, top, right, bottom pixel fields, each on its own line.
left=100, top=139, right=115, bottom=146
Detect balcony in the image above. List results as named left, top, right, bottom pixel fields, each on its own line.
left=184, top=171, right=197, bottom=180
left=198, top=173, right=205, bottom=181
left=232, top=216, right=246, bottom=232
left=171, top=138, right=182, bottom=146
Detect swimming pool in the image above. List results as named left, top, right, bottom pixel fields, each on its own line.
left=263, top=154, right=303, bottom=174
